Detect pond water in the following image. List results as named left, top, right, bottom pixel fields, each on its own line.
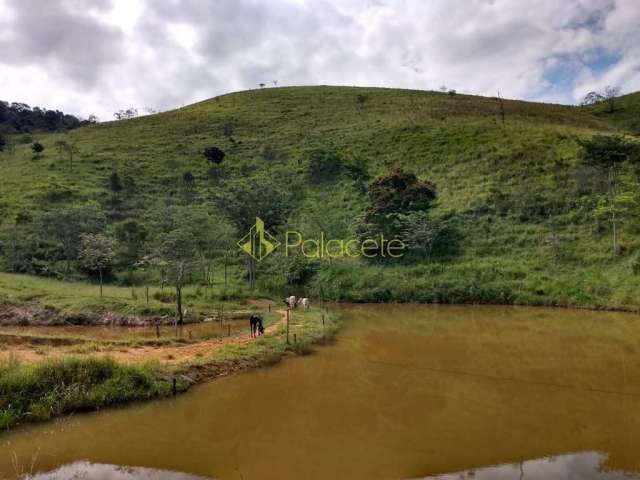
left=0, top=318, right=250, bottom=342
left=2, top=304, right=640, bottom=480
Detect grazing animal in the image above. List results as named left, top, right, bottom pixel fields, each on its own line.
left=249, top=314, right=262, bottom=338
left=257, top=319, right=265, bottom=336
left=297, top=297, right=310, bottom=310
left=284, top=295, right=297, bottom=309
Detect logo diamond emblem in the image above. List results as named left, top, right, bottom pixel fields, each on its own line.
left=238, top=217, right=280, bottom=262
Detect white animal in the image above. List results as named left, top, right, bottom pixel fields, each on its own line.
left=284, top=295, right=297, bottom=309
left=297, top=297, right=310, bottom=310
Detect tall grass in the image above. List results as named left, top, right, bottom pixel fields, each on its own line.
left=0, top=357, right=182, bottom=430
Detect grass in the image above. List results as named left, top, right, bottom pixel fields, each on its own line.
left=0, top=307, right=339, bottom=430
left=0, top=356, right=183, bottom=430
left=1, top=86, right=640, bottom=309
left=0, top=271, right=250, bottom=322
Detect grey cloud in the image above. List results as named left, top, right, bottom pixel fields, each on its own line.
left=0, top=0, right=638, bottom=119
left=0, top=0, right=124, bottom=88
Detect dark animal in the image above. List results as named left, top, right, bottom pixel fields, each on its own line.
left=257, top=319, right=265, bottom=336
left=249, top=314, right=262, bottom=338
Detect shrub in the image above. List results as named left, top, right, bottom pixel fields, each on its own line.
left=307, top=148, right=345, bottom=180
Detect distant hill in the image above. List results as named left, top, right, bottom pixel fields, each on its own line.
left=1, top=86, right=639, bottom=309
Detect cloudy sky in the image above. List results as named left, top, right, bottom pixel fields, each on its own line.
left=1, top=0, right=639, bottom=120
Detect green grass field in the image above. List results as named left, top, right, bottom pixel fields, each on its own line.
left=1, top=86, right=640, bottom=310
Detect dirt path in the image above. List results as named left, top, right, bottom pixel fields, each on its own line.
left=0, top=311, right=287, bottom=365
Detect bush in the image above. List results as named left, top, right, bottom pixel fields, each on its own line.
left=307, top=148, right=345, bottom=180
left=0, top=357, right=178, bottom=429
left=203, top=146, right=225, bottom=165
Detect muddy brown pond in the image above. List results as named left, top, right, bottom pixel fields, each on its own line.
left=3, top=304, right=640, bottom=479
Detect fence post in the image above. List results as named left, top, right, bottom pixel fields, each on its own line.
left=286, top=309, right=290, bottom=345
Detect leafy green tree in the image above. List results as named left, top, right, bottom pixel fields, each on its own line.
left=114, top=219, right=148, bottom=272
left=362, top=168, right=436, bottom=241
left=79, top=233, right=116, bottom=297
left=216, top=176, right=295, bottom=288
left=31, top=141, right=44, bottom=158
left=38, top=204, right=106, bottom=274
left=579, top=135, right=640, bottom=255
left=147, top=206, right=222, bottom=324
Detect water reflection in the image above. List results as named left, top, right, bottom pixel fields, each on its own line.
left=417, top=452, right=639, bottom=480
left=24, top=461, right=212, bottom=480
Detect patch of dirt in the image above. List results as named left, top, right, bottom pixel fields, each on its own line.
left=0, top=311, right=287, bottom=366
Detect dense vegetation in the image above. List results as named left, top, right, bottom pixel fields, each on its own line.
left=0, top=100, right=87, bottom=135
left=0, top=357, right=181, bottom=429
left=1, top=86, right=640, bottom=311
left=0, top=307, right=338, bottom=429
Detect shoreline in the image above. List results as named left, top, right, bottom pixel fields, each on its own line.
left=0, top=308, right=340, bottom=432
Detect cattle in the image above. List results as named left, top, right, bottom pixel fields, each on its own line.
left=297, top=297, right=310, bottom=310
left=284, top=295, right=297, bottom=309
left=249, top=314, right=262, bottom=338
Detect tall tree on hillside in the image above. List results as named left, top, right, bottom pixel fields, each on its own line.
left=79, top=233, right=116, bottom=297
left=148, top=206, right=221, bottom=324
left=38, top=204, right=106, bottom=274
left=54, top=139, right=78, bottom=170
left=603, top=86, right=621, bottom=113
left=360, top=168, right=437, bottom=255
left=580, top=135, right=640, bottom=255
left=114, top=219, right=148, bottom=275
left=216, top=176, right=295, bottom=289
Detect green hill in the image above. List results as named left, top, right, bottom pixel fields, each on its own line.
left=1, top=86, right=640, bottom=309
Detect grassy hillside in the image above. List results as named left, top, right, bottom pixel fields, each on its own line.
left=1, top=86, right=640, bottom=310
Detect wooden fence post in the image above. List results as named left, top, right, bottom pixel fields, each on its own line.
left=286, top=309, right=290, bottom=345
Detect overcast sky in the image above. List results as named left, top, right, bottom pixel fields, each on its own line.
left=1, top=0, right=639, bottom=120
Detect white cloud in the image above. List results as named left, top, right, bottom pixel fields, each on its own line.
left=0, top=0, right=638, bottom=119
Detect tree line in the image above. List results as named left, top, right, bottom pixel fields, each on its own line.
left=0, top=100, right=93, bottom=135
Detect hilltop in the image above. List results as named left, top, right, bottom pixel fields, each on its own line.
left=1, top=86, right=640, bottom=309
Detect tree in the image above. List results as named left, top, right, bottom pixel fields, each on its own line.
left=114, top=219, right=148, bottom=273
left=148, top=206, right=221, bottom=324
left=38, top=204, right=106, bottom=274
left=79, top=233, right=115, bottom=297
left=31, top=142, right=44, bottom=158
left=113, top=108, right=138, bottom=120
left=54, top=140, right=78, bottom=170
left=360, top=168, right=437, bottom=250
left=203, top=146, right=225, bottom=165
left=63, top=141, right=78, bottom=170
left=0, top=132, right=6, bottom=151
left=216, top=176, right=295, bottom=288
left=580, top=86, right=620, bottom=112
left=603, top=86, right=621, bottom=113
left=581, top=91, right=604, bottom=106
left=579, top=135, right=640, bottom=255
